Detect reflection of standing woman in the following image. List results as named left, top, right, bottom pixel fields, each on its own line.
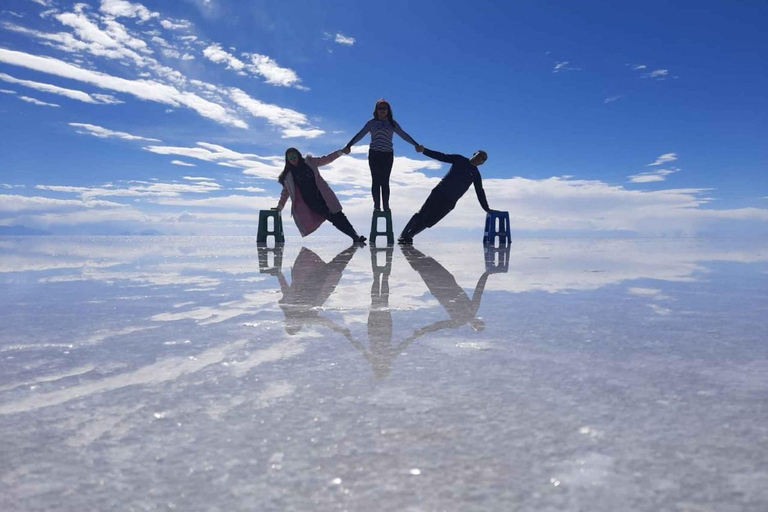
left=276, top=148, right=366, bottom=243
left=343, top=99, right=420, bottom=212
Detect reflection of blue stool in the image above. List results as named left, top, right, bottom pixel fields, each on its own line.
left=257, top=209, right=284, bottom=244
left=370, top=210, right=394, bottom=246
left=484, top=243, right=511, bottom=273
left=483, top=210, right=511, bottom=246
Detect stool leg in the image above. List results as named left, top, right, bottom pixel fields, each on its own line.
left=483, top=213, right=491, bottom=245
left=257, top=211, right=268, bottom=243
left=274, top=212, right=284, bottom=243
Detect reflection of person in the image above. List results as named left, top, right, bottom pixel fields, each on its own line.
left=401, top=245, right=491, bottom=339
left=276, top=245, right=360, bottom=337
left=276, top=148, right=366, bottom=243
left=343, top=100, right=421, bottom=212
left=353, top=247, right=401, bottom=379
left=399, top=147, right=494, bottom=244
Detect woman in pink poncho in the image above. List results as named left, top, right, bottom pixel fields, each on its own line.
left=275, top=147, right=366, bottom=243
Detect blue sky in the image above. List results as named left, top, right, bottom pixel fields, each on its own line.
left=1, top=0, right=766, bottom=235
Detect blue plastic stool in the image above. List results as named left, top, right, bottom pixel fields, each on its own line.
left=483, top=210, right=511, bottom=246
left=257, top=209, right=284, bottom=244
left=370, top=210, right=394, bottom=246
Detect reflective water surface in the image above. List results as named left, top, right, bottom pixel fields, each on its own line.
left=1, top=236, right=767, bottom=511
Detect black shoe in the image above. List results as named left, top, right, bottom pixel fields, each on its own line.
left=355, top=236, right=367, bottom=244
left=373, top=206, right=381, bottom=212
left=384, top=207, right=391, bottom=212
left=397, top=236, right=413, bottom=245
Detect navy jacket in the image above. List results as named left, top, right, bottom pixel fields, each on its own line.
left=423, top=148, right=490, bottom=211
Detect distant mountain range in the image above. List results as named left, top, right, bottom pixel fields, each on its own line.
left=0, top=225, right=52, bottom=236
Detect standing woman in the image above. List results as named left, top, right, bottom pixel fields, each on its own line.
left=343, top=99, right=421, bottom=211
left=276, top=147, right=366, bottom=243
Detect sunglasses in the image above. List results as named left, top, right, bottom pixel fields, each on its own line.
left=287, top=153, right=299, bottom=160
left=377, top=106, right=389, bottom=111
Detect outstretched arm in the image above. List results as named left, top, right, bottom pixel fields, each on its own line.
left=423, top=148, right=459, bottom=164
left=404, top=319, right=459, bottom=344
left=472, top=173, right=491, bottom=213
left=309, top=150, right=344, bottom=168
left=469, top=271, right=491, bottom=317
left=393, top=120, right=419, bottom=147
left=344, top=120, right=373, bottom=149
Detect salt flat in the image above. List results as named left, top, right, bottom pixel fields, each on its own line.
left=1, top=236, right=767, bottom=511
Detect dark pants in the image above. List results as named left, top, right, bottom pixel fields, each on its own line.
left=327, top=211, right=359, bottom=240
left=400, top=190, right=455, bottom=240
left=301, top=183, right=360, bottom=241
left=368, top=150, right=394, bottom=210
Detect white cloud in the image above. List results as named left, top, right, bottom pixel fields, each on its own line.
left=604, top=95, right=622, bottom=104
left=152, top=194, right=275, bottom=210
left=203, top=44, right=306, bottom=89
left=0, top=48, right=248, bottom=128
left=99, top=0, right=159, bottom=22
left=0, top=88, right=17, bottom=94
left=245, top=52, right=304, bottom=89
left=553, top=61, right=581, bottom=73
left=281, top=127, right=325, bottom=139
left=638, top=68, right=670, bottom=80
left=229, top=88, right=322, bottom=137
left=92, top=93, right=123, bottom=104
left=324, top=32, right=355, bottom=46
left=631, top=64, right=647, bottom=70
left=18, top=95, right=59, bottom=106
left=0, top=194, right=125, bottom=214
left=172, top=160, right=197, bottom=167
left=183, top=176, right=215, bottom=181
left=69, top=122, right=162, bottom=141
left=160, top=18, right=192, bottom=31
left=234, top=187, right=265, bottom=193
left=0, top=72, right=121, bottom=104
left=28, top=0, right=53, bottom=6
left=628, top=168, right=679, bottom=184
left=334, top=33, right=355, bottom=46
left=53, top=11, right=147, bottom=65
left=648, top=153, right=677, bottom=166
left=202, top=43, right=245, bottom=70
left=35, top=179, right=221, bottom=200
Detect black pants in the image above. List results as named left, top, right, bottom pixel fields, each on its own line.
left=368, top=150, right=394, bottom=210
left=301, top=184, right=360, bottom=240
left=400, top=190, right=455, bottom=240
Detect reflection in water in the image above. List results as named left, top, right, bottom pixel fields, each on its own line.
left=484, top=243, right=511, bottom=273
left=3, top=237, right=768, bottom=511
left=350, top=247, right=402, bottom=379
left=402, top=245, right=503, bottom=339
left=273, top=245, right=359, bottom=338
left=257, top=242, right=284, bottom=277
left=257, top=242, right=510, bottom=379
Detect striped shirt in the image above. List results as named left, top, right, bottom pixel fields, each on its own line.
left=346, top=118, right=419, bottom=153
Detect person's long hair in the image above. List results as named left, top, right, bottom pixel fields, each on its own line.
left=371, top=99, right=396, bottom=127
left=278, top=147, right=305, bottom=185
